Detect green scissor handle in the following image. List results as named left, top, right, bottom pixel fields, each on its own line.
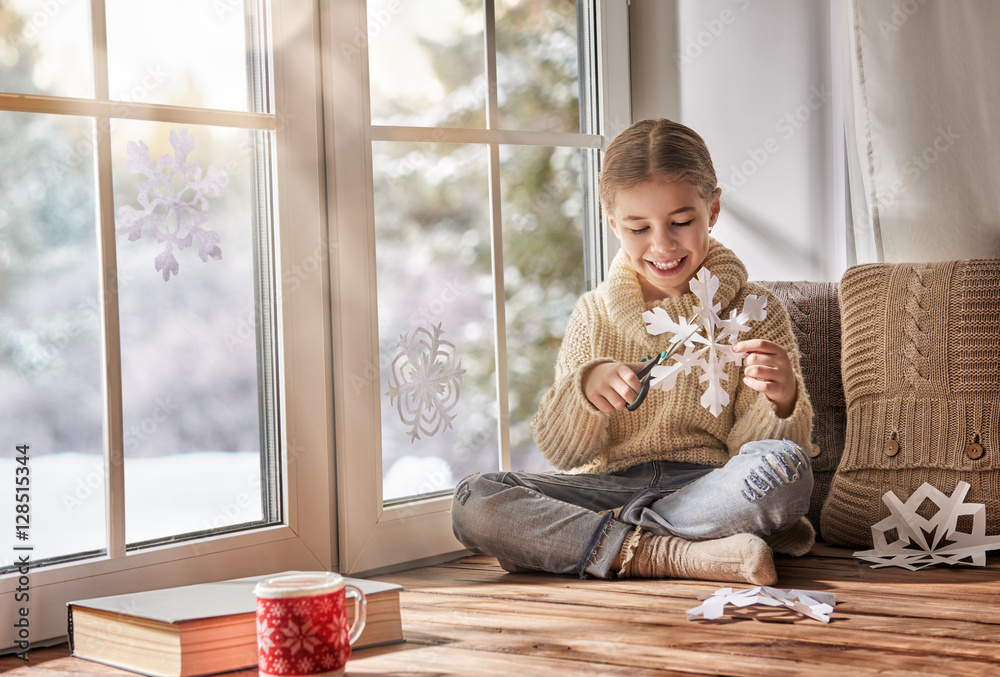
left=625, top=326, right=697, bottom=412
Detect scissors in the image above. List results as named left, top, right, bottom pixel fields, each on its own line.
left=625, top=326, right=698, bottom=412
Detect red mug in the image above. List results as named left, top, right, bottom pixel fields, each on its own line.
left=254, top=572, right=367, bottom=677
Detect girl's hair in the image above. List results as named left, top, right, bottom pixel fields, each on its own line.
left=599, top=119, right=718, bottom=211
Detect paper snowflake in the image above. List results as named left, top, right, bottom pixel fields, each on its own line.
left=687, top=586, right=836, bottom=623
left=641, top=267, right=767, bottom=416
left=116, top=127, right=228, bottom=281
left=854, top=481, right=1000, bottom=571
left=385, top=323, right=467, bottom=443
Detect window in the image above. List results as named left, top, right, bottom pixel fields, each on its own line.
left=327, top=0, right=630, bottom=574
left=1, top=0, right=335, bottom=649
left=0, top=0, right=629, bottom=647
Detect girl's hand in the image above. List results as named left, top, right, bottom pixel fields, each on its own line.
left=732, top=339, right=798, bottom=418
left=582, top=362, right=644, bottom=414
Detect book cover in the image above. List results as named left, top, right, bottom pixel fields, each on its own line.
left=67, top=572, right=402, bottom=677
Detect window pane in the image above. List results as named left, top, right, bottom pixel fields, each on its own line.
left=111, top=120, right=267, bottom=543
left=500, top=145, right=585, bottom=472
left=496, top=0, right=581, bottom=133
left=104, top=0, right=249, bottom=111
left=1, top=0, right=94, bottom=99
left=367, top=0, right=485, bottom=128
left=372, top=141, right=496, bottom=501
left=0, top=111, right=104, bottom=566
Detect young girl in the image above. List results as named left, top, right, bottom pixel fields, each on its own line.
left=451, top=119, right=814, bottom=585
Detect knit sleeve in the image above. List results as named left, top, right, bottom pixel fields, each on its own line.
left=726, top=290, right=814, bottom=456
left=530, top=296, right=614, bottom=471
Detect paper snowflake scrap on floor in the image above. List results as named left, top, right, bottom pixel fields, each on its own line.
left=385, top=323, right=467, bottom=443
left=641, top=267, right=767, bottom=416
left=687, top=586, right=837, bottom=624
left=116, top=127, right=228, bottom=281
left=854, top=481, right=1000, bottom=571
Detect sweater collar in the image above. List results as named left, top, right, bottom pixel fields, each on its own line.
left=602, top=238, right=748, bottom=346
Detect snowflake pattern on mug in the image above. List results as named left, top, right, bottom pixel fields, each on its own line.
left=256, top=589, right=351, bottom=676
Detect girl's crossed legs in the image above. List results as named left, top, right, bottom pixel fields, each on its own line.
left=451, top=439, right=812, bottom=579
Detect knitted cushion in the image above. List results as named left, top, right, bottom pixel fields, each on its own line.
left=820, top=259, right=1000, bottom=547
left=757, top=281, right=845, bottom=538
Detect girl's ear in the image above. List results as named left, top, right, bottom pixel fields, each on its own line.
left=605, top=208, right=622, bottom=240
left=707, top=188, right=722, bottom=228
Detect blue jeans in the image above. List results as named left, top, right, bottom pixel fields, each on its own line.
left=451, top=439, right=812, bottom=579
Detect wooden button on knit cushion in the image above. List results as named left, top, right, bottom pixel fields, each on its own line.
left=808, top=443, right=822, bottom=458
left=820, top=258, right=1000, bottom=548
left=966, top=443, right=985, bottom=460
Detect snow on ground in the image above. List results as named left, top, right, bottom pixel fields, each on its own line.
left=1, top=451, right=261, bottom=568
left=1, top=451, right=455, bottom=568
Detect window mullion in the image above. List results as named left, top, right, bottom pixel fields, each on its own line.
left=89, top=0, right=126, bottom=560
left=484, top=0, right=499, bottom=129
left=487, top=142, right=510, bottom=473
left=244, top=0, right=282, bottom=528
left=483, top=0, right=509, bottom=471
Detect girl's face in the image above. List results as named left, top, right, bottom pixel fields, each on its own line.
left=607, top=176, right=720, bottom=302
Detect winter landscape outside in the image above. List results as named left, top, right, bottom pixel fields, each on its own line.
left=0, top=0, right=588, bottom=566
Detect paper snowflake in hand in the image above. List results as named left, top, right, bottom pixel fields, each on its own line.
left=687, top=586, right=837, bottom=623
left=854, top=481, right=1000, bottom=570
left=641, top=267, right=767, bottom=416
left=116, top=127, right=228, bottom=281
left=385, top=323, right=467, bottom=443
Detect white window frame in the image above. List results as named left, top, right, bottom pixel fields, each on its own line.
left=325, top=0, right=632, bottom=576
left=0, top=0, right=337, bottom=650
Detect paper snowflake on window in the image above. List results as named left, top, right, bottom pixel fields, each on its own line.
left=385, top=323, right=467, bottom=443
left=116, top=127, right=228, bottom=281
left=641, top=267, right=767, bottom=416
left=687, top=586, right=837, bottom=624
left=854, top=481, right=1000, bottom=571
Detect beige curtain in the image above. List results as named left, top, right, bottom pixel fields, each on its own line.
left=844, top=0, right=1000, bottom=264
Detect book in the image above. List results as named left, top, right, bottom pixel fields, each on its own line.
left=67, top=572, right=403, bottom=677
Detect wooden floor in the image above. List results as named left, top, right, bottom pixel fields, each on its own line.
left=4, top=544, right=1000, bottom=676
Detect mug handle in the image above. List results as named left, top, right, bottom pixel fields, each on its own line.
left=345, top=584, right=368, bottom=646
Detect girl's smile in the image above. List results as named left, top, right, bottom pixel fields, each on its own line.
left=606, top=176, right=720, bottom=302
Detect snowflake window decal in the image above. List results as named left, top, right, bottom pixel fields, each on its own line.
left=641, top=267, right=767, bottom=416
left=115, top=127, right=228, bottom=281
left=385, top=323, right=467, bottom=443
left=854, top=481, right=1000, bottom=570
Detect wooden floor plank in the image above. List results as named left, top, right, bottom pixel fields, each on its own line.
left=4, top=546, right=1000, bottom=676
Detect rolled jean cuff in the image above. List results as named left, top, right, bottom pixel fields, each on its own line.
left=575, top=510, right=612, bottom=577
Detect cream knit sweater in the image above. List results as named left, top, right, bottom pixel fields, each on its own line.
left=531, top=239, right=814, bottom=474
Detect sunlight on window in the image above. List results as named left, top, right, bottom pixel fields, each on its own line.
left=0, top=0, right=272, bottom=567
